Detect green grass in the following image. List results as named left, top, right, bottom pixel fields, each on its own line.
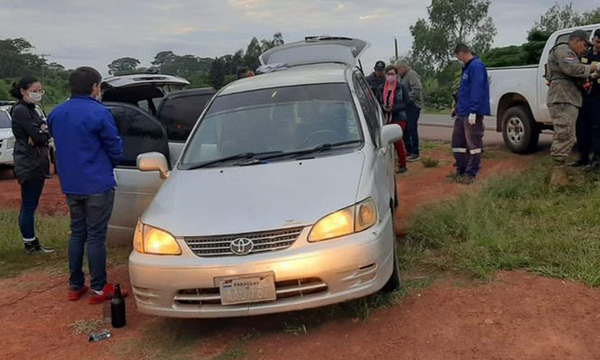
left=401, top=160, right=600, bottom=287
left=0, top=207, right=131, bottom=278
left=421, top=157, right=439, bottom=168
left=0, top=208, right=70, bottom=277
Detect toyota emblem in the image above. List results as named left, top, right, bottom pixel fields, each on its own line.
left=230, top=238, right=254, bottom=255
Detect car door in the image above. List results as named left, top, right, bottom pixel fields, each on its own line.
left=155, top=88, right=216, bottom=166
left=105, top=102, right=170, bottom=244
left=351, top=72, right=392, bottom=218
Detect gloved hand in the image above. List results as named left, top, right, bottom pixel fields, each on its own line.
left=468, top=115, right=476, bottom=126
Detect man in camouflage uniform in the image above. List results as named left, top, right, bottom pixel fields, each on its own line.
left=547, top=30, right=598, bottom=169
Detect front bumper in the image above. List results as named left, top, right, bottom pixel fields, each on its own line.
left=128, top=213, right=395, bottom=318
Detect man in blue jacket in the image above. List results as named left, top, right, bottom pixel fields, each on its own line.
left=450, top=43, right=490, bottom=184
left=48, top=67, right=125, bottom=304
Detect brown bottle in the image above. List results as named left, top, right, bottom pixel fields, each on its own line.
left=110, top=283, right=126, bottom=328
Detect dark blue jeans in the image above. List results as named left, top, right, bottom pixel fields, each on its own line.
left=403, top=104, right=421, bottom=156
left=66, top=189, right=115, bottom=292
left=19, top=179, right=45, bottom=240
left=452, top=116, right=485, bottom=177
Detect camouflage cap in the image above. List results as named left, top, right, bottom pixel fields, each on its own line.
left=571, top=30, right=592, bottom=46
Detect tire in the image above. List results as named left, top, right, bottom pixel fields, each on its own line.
left=381, top=207, right=402, bottom=293
left=502, top=106, right=540, bottom=154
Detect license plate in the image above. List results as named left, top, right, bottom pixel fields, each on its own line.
left=218, top=273, right=276, bottom=305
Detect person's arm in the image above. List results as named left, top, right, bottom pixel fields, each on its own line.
left=556, top=47, right=594, bottom=78
left=468, top=65, right=485, bottom=115
left=12, top=106, right=49, bottom=145
left=98, top=109, right=123, bottom=168
left=407, top=72, right=422, bottom=105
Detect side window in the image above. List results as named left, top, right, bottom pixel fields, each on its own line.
left=352, top=72, right=380, bottom=145
left=158, top=95, right=213, bottom=142
left=108, top=106, right=170, bottom=167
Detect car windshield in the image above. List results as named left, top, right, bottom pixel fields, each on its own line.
left=180, top=83, right=362, bottom=168
left=0, top=111, right=11, bottom=128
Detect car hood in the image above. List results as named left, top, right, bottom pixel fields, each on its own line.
left=143, top=151, right=365, bottom=236
left=0, top=129, right=13, bottom=140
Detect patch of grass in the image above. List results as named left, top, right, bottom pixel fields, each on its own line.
left=0, top=208, right=70, bottom=278
left=421, top=157, right=439, bottom=168
left=0, top=207, right=131, bottom=278
left=403, top=160, right=600, bottom=287
left=69, top=319, right=103, bottom=335
left=211, top=348, right=248, bottom=360
left=421, top=141, right=448, bottom=152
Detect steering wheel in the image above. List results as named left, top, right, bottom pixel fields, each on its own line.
left=303, top=130, right=338, bottom=146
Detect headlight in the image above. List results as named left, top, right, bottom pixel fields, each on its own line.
left=308, top=198, right=378, bottom=242
left=133, top=221, right=181, bottom=255
left=6, top=138, right=15, bottom=149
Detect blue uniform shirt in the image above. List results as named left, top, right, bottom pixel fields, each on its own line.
left=48, top=96, right=123, bottom=195
left=456, top=56, right=491, bottom=117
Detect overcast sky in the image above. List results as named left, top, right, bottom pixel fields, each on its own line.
left=0, top=0, right=598, bottom=76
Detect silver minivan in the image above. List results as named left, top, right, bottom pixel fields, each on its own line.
left=102, top=74, right=215, bottom=242
left=126, top=37, right=403, bottom=318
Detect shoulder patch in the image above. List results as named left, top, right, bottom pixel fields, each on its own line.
left=565, top=56, right=577, bottom=63
left=582, top=57, right=589, bottom=64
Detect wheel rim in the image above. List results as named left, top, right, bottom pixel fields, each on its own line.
left=506, top=116, right=525, bottom=144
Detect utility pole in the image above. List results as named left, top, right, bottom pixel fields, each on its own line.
left=394, top=38, right=399, bottom=62
left=39, top=53, right=51, bottom=82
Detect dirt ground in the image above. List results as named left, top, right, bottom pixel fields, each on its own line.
left=1, top=146, right=599, bottom=360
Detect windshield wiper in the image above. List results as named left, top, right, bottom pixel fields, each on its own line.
left=182, top=151, right=282, bottom=170
left=258, top=140, right=363, bottom=161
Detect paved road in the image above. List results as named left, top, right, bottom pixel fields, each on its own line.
left=419, top=114, right=553, bottom=150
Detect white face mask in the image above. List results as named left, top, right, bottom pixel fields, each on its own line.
left=28, top=91, right=43, bottom=103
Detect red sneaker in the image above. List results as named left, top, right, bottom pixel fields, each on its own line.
left=68, top=285, right=88, bottom=301
left=88, top=283, right=129, bottom=305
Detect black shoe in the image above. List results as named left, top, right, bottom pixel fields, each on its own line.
left=584, top=161, right=600, bottom=172
left=24, top=239, right=55, bottom=255
left=567, top=159, right=589, bottom=167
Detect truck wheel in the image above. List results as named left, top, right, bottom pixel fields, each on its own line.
left=502, top=106, right=540, bottom=154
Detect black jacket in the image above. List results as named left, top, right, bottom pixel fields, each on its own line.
left=10, top=101, right=50, bottom=183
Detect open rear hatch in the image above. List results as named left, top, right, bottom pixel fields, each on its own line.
left=259, top=36, right=369, bottom=68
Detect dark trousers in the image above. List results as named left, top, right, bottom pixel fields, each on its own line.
left=66, top=189, right=115, bottom=292
left=452, top=115, right=485, bottom=177
left=18, top=179, right=45, bottom=240
left=576, top=95, right=600, bottom=161
left=403, top=104, right=421, bottom=155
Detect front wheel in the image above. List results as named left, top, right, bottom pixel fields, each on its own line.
left=380, top=207, right=402, bottom=293
left=501, top=106, right=540, bottom=154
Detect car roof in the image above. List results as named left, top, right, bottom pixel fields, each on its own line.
left=102, top=74, right=189, bottom=88
left=163, top=87, right=216, bottom=99
left=219, top=63, right=351, bottom=96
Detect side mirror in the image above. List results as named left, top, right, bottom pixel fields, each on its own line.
left=137, top=152, right=169, bottom=180
left=380, top=124, right=403, bottom=146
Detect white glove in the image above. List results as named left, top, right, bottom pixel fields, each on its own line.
left=468, top=115, right=476, bottom=126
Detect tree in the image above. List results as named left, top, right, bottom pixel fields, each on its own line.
left=209, top=57, right=225, bottom=89
left=108, top=57, right=140, bottom=75
left=531, top=3, right=583, bottom=33
left=481, top=46, right=527, bottom=67
left=409, top=0, right=497, bottom=77
left=582, top=7, right=600, bottom=24
left=243, top=37, right=263, bottom=71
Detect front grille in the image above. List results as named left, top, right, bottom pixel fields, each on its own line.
left=174, top=277, right=328, bottom=306
left=184, top=226, right=304, bottom=257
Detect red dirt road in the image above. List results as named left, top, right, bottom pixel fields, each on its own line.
left=1, top=147, right=599, bottom=360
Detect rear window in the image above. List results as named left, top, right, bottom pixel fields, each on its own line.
left=158, top=94, right=213, bottom=142
left=180, top=83, right=362, bottom=167
left=0, top=111, right=10, bottom=128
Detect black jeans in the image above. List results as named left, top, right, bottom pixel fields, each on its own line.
left=576, top=95, right=600, bottom=160
left=403, top=104, right=421, bottom=156
left=19, top=179, right=45, bottom=240
left=66, top=189, right=115, bottom=292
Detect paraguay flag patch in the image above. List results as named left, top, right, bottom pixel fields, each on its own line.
left=565, top=56, right=577, bottom=63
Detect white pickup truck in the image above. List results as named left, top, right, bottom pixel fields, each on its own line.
left=489, top=23, right=600, bottom=153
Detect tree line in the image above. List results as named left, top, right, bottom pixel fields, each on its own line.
left=1, top=1, right=599, bottom=111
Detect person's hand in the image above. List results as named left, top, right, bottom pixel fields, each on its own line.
left=40, top=123, right=49, bottom=132
left=450, top=108, right=456, bottom=117
left=468, top=116, right=476, bottom=126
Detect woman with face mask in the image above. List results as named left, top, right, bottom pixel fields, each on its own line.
left=9, top=76, right=54, bottom=255
left=377, top=65, right=409, bottom=173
